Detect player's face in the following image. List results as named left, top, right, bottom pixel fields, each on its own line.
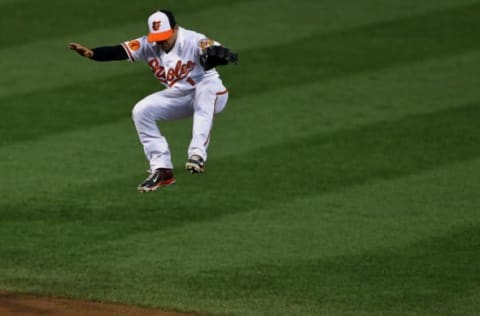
left=156, top=28, right=178, bottom=52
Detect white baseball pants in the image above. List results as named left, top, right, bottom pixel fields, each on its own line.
left=132, top=78, right=228, bottom=170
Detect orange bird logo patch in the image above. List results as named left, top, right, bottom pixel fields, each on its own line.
left=128, top=40, right=141, bottom=51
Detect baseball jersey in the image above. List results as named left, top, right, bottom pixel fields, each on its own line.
left=121, top=27, right=220, bottom=90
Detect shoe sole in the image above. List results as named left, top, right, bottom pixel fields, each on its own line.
left=138, top=177, right=176, bottom=192
left=185, top=162, right=204, bottom=174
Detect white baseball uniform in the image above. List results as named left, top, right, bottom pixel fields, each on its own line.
left=122, top=27, right=228, bottom=170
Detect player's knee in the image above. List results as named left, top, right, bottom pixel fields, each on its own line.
left=214, top=93, right=229, bottom=114
left=132, top=101, right=151, bottom=122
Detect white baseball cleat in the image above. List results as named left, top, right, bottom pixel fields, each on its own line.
left=185, top=155, right=205, bottom=174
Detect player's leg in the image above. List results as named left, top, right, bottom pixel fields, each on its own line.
left=186, top=79, right=228, bottom=174
left=132, top=88, right=194, bottom=191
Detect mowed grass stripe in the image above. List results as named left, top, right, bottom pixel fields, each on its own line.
left=0, top=0, right=31, bottom=5
left=1, top=72, right=149, bottom=145
left=2, top=101, right=479, bottom=225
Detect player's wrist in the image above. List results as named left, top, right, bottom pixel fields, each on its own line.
left=85, top=50, right=93, bottom=58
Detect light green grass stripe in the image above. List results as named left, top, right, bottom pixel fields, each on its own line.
left=0, top=0, right=477, bottom=99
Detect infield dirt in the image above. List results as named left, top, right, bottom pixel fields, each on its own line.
left=0, top=291, right=198, bottom=316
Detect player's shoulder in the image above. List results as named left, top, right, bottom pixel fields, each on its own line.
left=179, top=27, right=216, bottom=50
left=179, top=27, right=206, bottom=42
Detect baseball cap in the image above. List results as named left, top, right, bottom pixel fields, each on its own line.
left=147, top=11, right=174, bottom=42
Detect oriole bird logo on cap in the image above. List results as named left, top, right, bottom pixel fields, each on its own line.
left=152, top=21, right=161, bottom=31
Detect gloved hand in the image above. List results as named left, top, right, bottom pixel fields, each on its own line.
left=200, top=46, right=238, bottom=70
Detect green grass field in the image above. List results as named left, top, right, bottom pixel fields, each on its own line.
left=1, top=0, right=480, bottom=315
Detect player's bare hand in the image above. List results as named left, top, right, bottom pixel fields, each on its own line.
left=69, top=42, right=93, bottom=58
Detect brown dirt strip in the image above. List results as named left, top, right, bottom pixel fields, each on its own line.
left=0, top=291, right=199, bottom=316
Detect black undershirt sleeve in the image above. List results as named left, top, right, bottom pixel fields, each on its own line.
left=91, top=45, right=129, bottom=61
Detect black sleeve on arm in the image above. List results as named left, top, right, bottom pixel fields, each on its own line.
left=91, top=45, right=129, bottom=61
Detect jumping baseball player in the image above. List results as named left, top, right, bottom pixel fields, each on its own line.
left=69, top=10, right=238, bottom=192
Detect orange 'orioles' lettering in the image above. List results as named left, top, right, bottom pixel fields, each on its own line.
left=148, top=59, right=196, bottom=87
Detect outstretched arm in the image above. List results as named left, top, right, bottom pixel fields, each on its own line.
left=69, top=42, right=128, bottom=61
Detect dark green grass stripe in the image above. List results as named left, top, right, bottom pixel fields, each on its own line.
left=179, top=226, right=480, bottom=314
left=0, top=0, right=256, bottom=49
left=0, top=73, right=149, bottom=146
left=1, top=3, right=479, bottom=147
left=2, top=102, right=479, bottom=227
left=233, top=2, right=480, bottom=96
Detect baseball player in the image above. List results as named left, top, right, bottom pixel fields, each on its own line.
left=69, top=10, right=238, bottom=192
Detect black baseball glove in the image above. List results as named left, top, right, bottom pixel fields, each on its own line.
left=200, top=46, right=238, bottom=71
